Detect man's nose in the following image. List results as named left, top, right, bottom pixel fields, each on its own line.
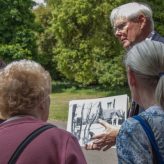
left=115, top=30, right=122, bottom=38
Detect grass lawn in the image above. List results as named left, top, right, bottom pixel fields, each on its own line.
left=49, top=82, right=130, bottom=122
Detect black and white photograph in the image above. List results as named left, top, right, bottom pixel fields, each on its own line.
left=67, top=94, right=129, bottom=146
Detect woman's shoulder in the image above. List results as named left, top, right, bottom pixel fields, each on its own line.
left=123, top=105, right=164, bottom=129
left=118, top=105, right=164, bottom=142
left=44, top=123, right=78, bottom=142
left=119, top=116, right=142, bottom=136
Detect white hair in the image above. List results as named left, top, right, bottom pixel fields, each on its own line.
left=125, top=40, right=164, bottom=109
left=110, top=2, right=154, bottom=30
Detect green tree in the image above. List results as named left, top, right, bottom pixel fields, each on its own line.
left=33, top=4, right=61, bottom=79
left=37, top=0, right=163, bottom=88
left=0, top=0, right=37, bottom=62
left=51, top=0, right=125, bottom=87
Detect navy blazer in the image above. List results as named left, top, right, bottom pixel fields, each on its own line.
left=151, top=31, right=164, bottom=43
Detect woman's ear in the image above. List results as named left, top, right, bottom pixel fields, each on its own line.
left=127, top=67, right=137, bottom=87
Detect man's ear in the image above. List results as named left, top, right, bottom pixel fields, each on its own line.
left=127, top=67, right=137, bottom=87
left=137, top=14, right=147, bottom=30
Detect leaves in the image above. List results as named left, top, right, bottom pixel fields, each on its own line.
left=0, top=0, right=37, bottom=63
left=49, top=0, right=124, bottom=86
left=0, top=44, right=32, bottom=62
left=1, top=0, right=163, bottom=88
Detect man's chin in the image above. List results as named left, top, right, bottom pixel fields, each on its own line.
left=122, top=41, right=131, bottom=49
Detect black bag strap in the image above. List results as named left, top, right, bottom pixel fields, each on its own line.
left=8, top=124, right=56, bottom=164
left=133, top=115, right=164, bottom=164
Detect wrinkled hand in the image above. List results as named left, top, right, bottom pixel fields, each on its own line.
left=85, top=119, right=120, bottom=151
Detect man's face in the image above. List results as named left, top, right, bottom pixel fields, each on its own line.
left=113, top=18, right=143, bottom=49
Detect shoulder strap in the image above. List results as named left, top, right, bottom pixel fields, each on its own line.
left=133, top=115, right=163, bottom=164
left=8, top=124, right=56, bottom=164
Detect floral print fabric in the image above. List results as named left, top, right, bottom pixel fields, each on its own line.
left=116, top=105, right=164, bottom=164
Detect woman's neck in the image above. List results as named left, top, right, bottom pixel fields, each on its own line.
left=4, top=115, right=35, bottom=123
left=138, top=91, right=156, bottom=109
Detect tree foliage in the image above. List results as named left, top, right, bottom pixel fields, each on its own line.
left=51, top=0, right=125, bottom=87
left=1, top=0, right=163, bottom=88
left=47, top=0, right=164, bottom=87
left=33, top=4, right=62, bottom=79
left=0, top=0, right=37, bottom=62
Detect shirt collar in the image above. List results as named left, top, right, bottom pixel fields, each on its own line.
left=146, top=31, right=155, bottom=40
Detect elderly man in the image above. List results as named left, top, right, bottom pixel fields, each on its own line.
left=110, top=2, right=164, bottom=49
left=86, top=2, right=164, bottom=151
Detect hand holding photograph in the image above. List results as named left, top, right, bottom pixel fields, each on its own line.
left=67, top=94, right=129, bottom=146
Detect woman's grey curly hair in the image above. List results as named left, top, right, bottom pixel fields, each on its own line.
left=0, top=60, right=51, bottom=118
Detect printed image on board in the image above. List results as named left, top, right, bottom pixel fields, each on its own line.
left=67, top=94, right=129, bottom=146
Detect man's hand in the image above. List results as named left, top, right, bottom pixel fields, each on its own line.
left=85, top=119, right=120, bottom=151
